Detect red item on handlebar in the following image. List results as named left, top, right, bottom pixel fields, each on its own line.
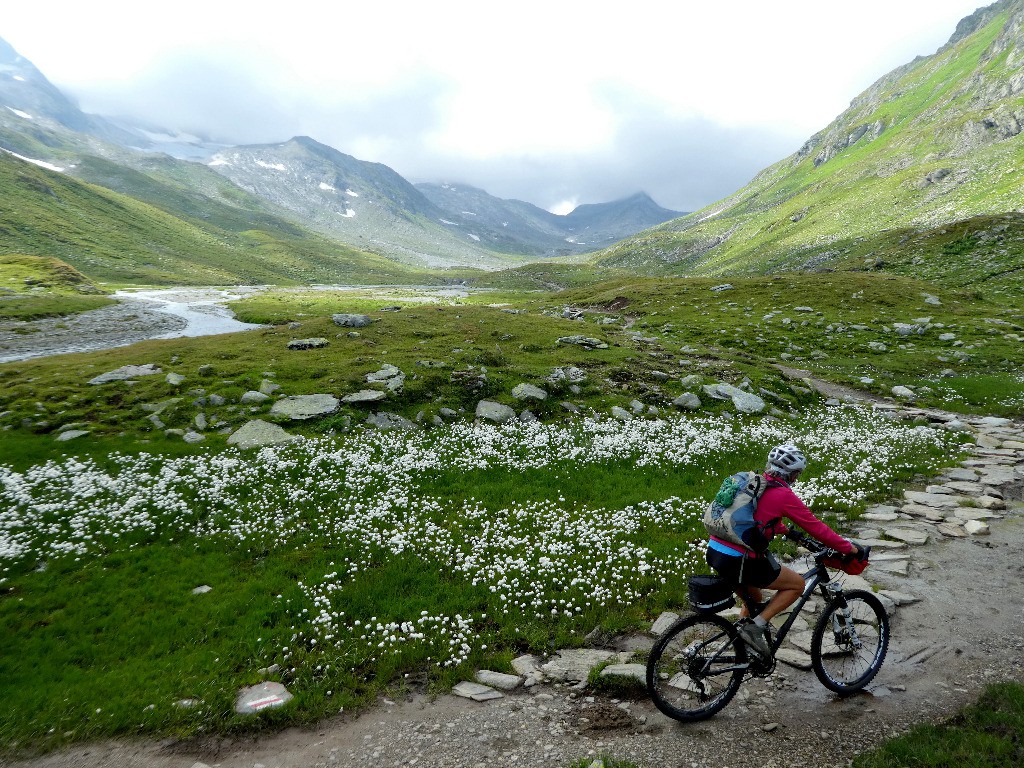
left=821, top=553, right=869, bottom=575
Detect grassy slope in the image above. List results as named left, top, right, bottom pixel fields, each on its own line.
left=0, top=151, right=439, bottom=286
left=594, top=6, right=1024, bottom=292
left=0, top=254, right=114, bottom=319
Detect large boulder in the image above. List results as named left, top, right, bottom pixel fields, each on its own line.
left=475, top=400, right=516, bottom=424
left=269, top=394, right=339, bottom=420
left=227, top=420, right=298, bottom=449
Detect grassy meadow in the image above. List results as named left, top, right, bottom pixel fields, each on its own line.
left=0, top=270, right=1015, bottom=754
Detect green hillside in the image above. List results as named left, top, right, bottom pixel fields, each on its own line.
left=0, top=151, right=436, bottom=286
left=596, top=0, right=1024, bottom=293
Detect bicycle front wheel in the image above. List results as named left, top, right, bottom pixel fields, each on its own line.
left=811, top=589, right=889, bottom=694
left=646, top=613, right=747, bottom=722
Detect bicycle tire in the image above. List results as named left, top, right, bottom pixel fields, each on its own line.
left=810, top=589, right=889, bottom=694
left=646, top=613, right=747, bottom=721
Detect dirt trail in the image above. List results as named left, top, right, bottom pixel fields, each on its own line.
left=4, top=413, right=1023, bottom=768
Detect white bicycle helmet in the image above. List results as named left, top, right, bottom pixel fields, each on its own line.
left=767, top=444, right=807, bottom=475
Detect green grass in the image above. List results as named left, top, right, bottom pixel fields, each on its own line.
left=0, top=254, right=115, bottom=319
left=853, top=683, right=1024, bottom=768
left=1, top=271, right=1019, bottom=468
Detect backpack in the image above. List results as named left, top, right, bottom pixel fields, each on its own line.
left=703, top=471, right=780, bottom=553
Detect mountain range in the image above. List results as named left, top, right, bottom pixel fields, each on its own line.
left=2, top=0, right=1024, bottom=292
left=0, top=37, right=682, bottom=276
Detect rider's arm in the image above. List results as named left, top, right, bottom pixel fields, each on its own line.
left=770, top=489, right=855, bottom=555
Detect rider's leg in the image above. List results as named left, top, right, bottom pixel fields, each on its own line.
left=757, top=566, right=804, bottom=622
left=737, top=586, right=763, bottom=618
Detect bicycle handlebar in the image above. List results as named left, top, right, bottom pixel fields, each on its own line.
left=786, top=529, right=869, bottom=563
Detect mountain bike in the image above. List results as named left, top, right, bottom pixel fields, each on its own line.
left=646, top=530, right=889, bottom=722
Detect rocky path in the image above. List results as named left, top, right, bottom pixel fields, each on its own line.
left=3, top=408, right=1023, bottom=768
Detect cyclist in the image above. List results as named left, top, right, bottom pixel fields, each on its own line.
left=705, top=444, right=863, bottom=661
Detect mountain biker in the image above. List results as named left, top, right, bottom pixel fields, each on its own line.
left=705, top=444, right=863, bottom=661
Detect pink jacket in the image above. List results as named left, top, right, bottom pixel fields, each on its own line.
left=754, top=473, right=854, bottom=554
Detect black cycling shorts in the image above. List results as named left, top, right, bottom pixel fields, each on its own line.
left=706, top=548, right=782, bottom=588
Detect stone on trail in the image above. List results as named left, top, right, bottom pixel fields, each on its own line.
left=235, top=681, right=294, bottom=715
left=89, top=363, right=162, bottom=385
left=227, top=420, right=298, bottom=450
left=270, top=394, right=339, bottom=420
left=541, top=649, right=615, bottom=682
left=901, top=503, right=946, bottom=522
left=475, top=400, right=516, bottom=424
left=474, top=670, right=523, bottom=690
left=937, top=522, right=968, bottom=538
left=952, top=508, right=998, bottom=521
left=879, top=590, right=920, bottom=607
left=650, top=612, right=679, bottom=636
left=775, top=648, right=812, bottom=671
left=600, top=663, right=646, bottom=683
left=332, top=313, right=372, bottom=328
left=511, top=655, right=542, bottom=676
left=452, top=681, right=503, bottom=702
left=884, top=527, right=930, bottom=546
left=287, top=337, right=329, bottom=350
left=964, top=520, right=991, bottom=536
left=872, top=559, right=910, bottom=576
left=862, top=508, right=899, bottom=522
left=904, top=491, right=960, bottom=508
left=512, top=383, right=548, bottom=401
left=977, top=495, right=1006, bottom=510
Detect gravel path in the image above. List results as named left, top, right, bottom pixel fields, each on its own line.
left=2, top=418, right=1022, bottom=768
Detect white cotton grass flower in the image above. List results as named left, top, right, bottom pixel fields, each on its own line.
left=0, top=406, right=957, bottom=678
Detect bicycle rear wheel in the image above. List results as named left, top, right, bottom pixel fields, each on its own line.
left=810, top=589, right=889, bottom=694
left=646, top=613, right=746, bottom=721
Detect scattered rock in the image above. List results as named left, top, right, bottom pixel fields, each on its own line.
left=332, top=314, right=372, bottom=328
left=474, top=670, right=523, bottom=691
left=166, top=373, right=185, bottom=386
left=270, top=394, right=339, bottom=420
left=55, top=429, right=89, bottom=442
left=599, top=664, right=646, bottom=683
left=183, top=430, right=205, bottom=444
left=475, top=400, right=516, bottom=424
left=611, top=406, right=633, bottom=422
left=650, top=612, right=679, bottom=635
left=541, top=649, right=615, bottom=682
left=240, top=391, right=272, bottom=404
left=672, top=393, right=702, bottom=410
left=365, top=412, right=417, bottom=431
left=891, top=386, right=916, bottom=400
left=557, top=335, right=609, bottom=350
left=964, top=520, right=991, bottom=536
left=452, top=681, right=503, bottom=702
left=342, top=390, right=388, bottom=404
left=235, top=682, right=294, bottom=715
left=287, top=337, right=329, bottom=350
left=227, top=420, right=298, bottom=449
left=192, top=585, right=213, bottom=595
left=89, top=364, right=162, bottom=385
left=512, top=383, right=548, bottom=401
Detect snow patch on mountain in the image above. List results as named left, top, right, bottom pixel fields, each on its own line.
left=319, top=182, right=336, bottom=191
left=5, top=106, right=31, bottom=119
left=256, top=160, right=287, bottom=171
left=340, top=209, right=356, bottom=218
left=468, top=233, right=480, bottom=241
left=2, top=148, right=64, bottom=172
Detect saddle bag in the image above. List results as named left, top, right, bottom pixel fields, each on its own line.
left=687, top=575, right=735, bottom=614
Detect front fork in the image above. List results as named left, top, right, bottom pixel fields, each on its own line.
left=824, top=582, right=864, bottom=650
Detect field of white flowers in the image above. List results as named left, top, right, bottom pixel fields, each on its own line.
left=0, top=405, right=959, bottom=741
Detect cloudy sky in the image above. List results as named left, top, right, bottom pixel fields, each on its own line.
left=3, top=0, right=988, bottom=213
